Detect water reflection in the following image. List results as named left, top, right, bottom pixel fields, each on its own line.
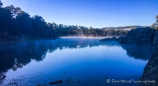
left=0, top=38, right=155, bottom=85
left=120, top=44, right=155, bottom=60
left=0, top=38, right=118, bottom=72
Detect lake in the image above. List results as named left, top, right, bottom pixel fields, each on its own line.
left=0, top=38, right=155, bottom=86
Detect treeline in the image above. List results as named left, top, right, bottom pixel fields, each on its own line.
left=0, top=1, right=58, bottom=42
left=0, top=0, right=130, bottom=42
left=55, top=25, right=129, bottom=37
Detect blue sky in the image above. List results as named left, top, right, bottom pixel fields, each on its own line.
left=1, top=0, right=158, bottom=28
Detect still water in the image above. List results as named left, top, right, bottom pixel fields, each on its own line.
left=0, top=38, right=155, bottom=86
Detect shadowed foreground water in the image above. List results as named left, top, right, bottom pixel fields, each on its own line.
left=0, top=38, right=155, bottom=86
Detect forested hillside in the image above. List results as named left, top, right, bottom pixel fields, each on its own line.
left=0, top=0, right=145, bottom=43
left=0, top=1, right=58, bottom=42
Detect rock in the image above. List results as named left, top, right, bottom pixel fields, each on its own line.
left=100, top=37, right=117, bottom=41
left=122, top=35, right=135, bottom=44
left=120, top=27, right=156, bottom=44
left=100, top=38, right=110, bottom=41
left=50, top=80, right=63, bottom=84
left=140, top=46, right=158, bottom=86
left=118, top=36, right=124, bottom=43
left=111, top=37, right=117, bottom=40
left=153, top=30, right=158, bottom=44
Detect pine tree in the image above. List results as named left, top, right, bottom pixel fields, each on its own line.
left=156, top=15, right=158, bottom=20
left=0, top=0, right=3, bottom=7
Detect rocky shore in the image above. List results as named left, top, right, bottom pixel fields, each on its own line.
left=140, top=46, right=158, bottom=86
left=140, top=30, right=158, bottom=86
left=119, top=28, right=155, bottom=44
left=101, top=27, right=156, bottom=44
left=101, top=28, right=158, bottom=86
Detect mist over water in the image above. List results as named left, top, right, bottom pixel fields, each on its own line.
left=61, top=36, right=105, bottom=39
left=61, top=36, right=121, bottom=39
left=0, top=38, right=154, bottom=86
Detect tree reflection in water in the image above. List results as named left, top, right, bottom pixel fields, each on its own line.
left=0, top=38, right=155, bottom=84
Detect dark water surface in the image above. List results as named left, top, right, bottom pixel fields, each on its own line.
left=0, top=38, right=155, bottom=86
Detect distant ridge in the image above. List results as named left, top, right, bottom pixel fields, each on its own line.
left=101, top=26, right=150, bottom=30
